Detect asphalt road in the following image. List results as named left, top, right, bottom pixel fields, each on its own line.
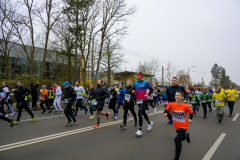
left=1, top=101, right=240, bottom=160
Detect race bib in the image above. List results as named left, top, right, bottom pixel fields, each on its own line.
left=164, top=101, right=168, bottom=105
left=125, top=94, right=131, bottom=100
left=229, top=94, right=234, bottom=97
left=191, top=100, right=195, bottom=104
left=137, top=99, right=143, bottom=104
left=183, top=99, right=186, bottom=103
left=153, top=94, right=157, bottom=96
left=201, top=100, right=206, bottom=103
left=208, top=99, right=212, bottom=102
left=65, top=99, right=69, bottom=103
left=216, top=100, right=221, bottom=104
left=110, top=95, right=113, bottom=98
left=92, top=100, right=98, bottom=105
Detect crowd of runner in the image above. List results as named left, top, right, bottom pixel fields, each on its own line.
left=0, top=74, right=239, bottom=160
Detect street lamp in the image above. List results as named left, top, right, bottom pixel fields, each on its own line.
left=188, top=66, right=195, bottom=87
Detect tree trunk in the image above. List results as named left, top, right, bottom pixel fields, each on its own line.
left=82, top=67, right=86, bottom=86
left=107, top=50, right=110, bottom=86
left=40, top=29, right=50, bottom=79
left=73, top=7, right=79, bottom=83
left=4, top=52, right=9, bottom=80
left=67, top=54, right=71, bottom=80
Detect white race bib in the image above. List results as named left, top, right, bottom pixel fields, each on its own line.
left=183, top=100, right=186, bottom=103
left=216, top=100, right=221, bottom=104
left=125, top=94, right=131, bottom=100
left=229, top=94, right=234, bottom=97
left=153, top=94, right=157, bottom=96
left=92, top=100, right=98, bottom=105
left=110, top=95, right=113, bottom=98
left=137, top=99, right=143, bottom=104
left=164, top=101, right=168, bottom=105
left=65, top=99, right=69, bottom=103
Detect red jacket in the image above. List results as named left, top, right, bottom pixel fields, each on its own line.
left=52, top=86, right=56, bottom=92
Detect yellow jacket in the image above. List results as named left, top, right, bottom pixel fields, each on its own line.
left=212, top=92, right=226, bottom=107
left=225, top=89, right=238, bottom=101
left=221, top=88, right=225, bottom=94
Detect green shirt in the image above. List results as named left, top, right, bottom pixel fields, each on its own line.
left=207, top=93, right=212, bottom=102
left=200, top=93, right=208, bottom=103
left=190, top=94, right=198, bottom=104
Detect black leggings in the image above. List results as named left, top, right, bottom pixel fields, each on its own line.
left=202, top=103, right=207, bottom=116
left=75, top=99, right=87, bottom=116
left=123, top=102, right=137, bottom=125
left=116, top=101, right=124, bottom=114
left=64, top=103, right=76, bottom=122
left=175, top=128, right=187, bottom=160
left=208, top=102, right=212, bottom=109
left=0, top=107, right=6, bottom=115
left=148, top=100, right=155, bottom=109
left=0, top=115, right=11, bottom=122
left=153, top=97, right=157, bottom=105
left=138, top=100, right=149, bottom=127
left=109, top=103, right=117, bottom=115
left=17, top=101, right=34, bottom=121
left=32, top=95, right=37, bottom=108
left=227, top=101, right=235, bottom=115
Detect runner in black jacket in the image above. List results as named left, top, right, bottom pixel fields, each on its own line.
left=13, top=80, right=35, bottom=124
left=120, top=80, right=137, bottom=129
left=109, top=85, right=118, bottom=120
left=62, top=81, right=77, bottom=127
left=90, top=80, right=110, bottom=128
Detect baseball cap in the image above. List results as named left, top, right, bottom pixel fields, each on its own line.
left=63, top=81, right=70, bottom=86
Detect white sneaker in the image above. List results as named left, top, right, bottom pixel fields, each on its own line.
left=154, top=108, right=157, bottom=112
left=213, top=108, right=215, bottom=111
left=80, top=111, right=83, bottom=113
left=147, top=121, right=153, bottom=130
left=5, top=114, right=9, bottom=117
left=10, top=112, right=15, bottom=116
left=146, top=110, right=148, bottom=113
left=135, top=130, right=142, bottom=136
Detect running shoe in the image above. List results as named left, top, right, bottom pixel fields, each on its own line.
left=49, top=110, right=52, bottom=113
left=59, top=111, right=63, bottom=114
left=13, top=121, right=19, bottom=124
left=10, top=112, right=15, bottom=116
left=72, top=121, right=78, bottom=125
left=229, top=114, right=232, bottom=117
left=106, top=112, right=110, bottom=120
left=120, top=125, right=127, bottom=129
left=135, top=130, right=142, bottom=136
left=9, top=120, right=13, bottom=127
left=112, top=116, right=117, bottom=120
left=89, top=115, right=95, bottom=119
left=41, top=111, right=46, bottom=114
left=80, top=111, right=83, bottom=113
left=185, top=133, right=190, bottom=143
left=54, top=111, right=59, bottom=113
left=5, top=114, right=9, bottom=117
left=146, top=110, right=148, bottom=113
left=128, top=111, right=131, bottom=117
left=167, top=120, right=171, bottom=124
left=209, top=108, right=212, bottom=112
left=218, top=119, right=221, bottom=124
left=85, top=109, right=88, bottom=114
left=213, top=108, right=215, bottom=111
left=66, top=121, right=73, bottom=127
left=170, top=119, right=173, bottom=125
left=147, top=121, right=153, bottom=130
left=154, top=108, right=157, bottom=112
left=31, top=116, right=36, bottom=122
left=94, top=124, right=100, bottom=128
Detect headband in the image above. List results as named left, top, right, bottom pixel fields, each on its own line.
left=137, top=73, right=143, bottom=78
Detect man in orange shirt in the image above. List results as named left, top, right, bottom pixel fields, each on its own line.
left=164, top=91, right=193, bottom=160
left=40, top=85, right=52, bottom=113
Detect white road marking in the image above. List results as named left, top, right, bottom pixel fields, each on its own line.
left=232, top=113, right=239, bottom=121
left=0, top=110, right=163, bottom=151
left=21, top=115, right=65, bottom=121
left=202, top=133, right=226, bottom=160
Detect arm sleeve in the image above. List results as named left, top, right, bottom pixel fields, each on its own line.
left=131, top=92, right=136, bottom=101
left=189, top=113, right=193, bottom=120
left=165, top=103, right=171, bottom=112
left=5, top=92, right=9, bottom=99
left=132, top=82, right=136, bottom=90
left=36, top=84, right=39, bottom=88
left=182, top=87, right=187, bottom=99
left=120, top=89, right=125, bottom=96
left=81, top=90, right=86, bottom=96
left=102, top=89, right=110, bottom=99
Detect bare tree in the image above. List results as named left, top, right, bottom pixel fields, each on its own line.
left=100, top=37, right=125, bottom=85
left=176, top=70, right=191, bottom=86
left=136, top=59, right=160, bottom=76
left=94, top=0, right=137, bottom=84
left=165, top=62, right=176, bottom=85
left=0, top=0, right=19, bottom=79
left=10, top=0, right=37, bottom=76
left=34, top=0, right=62, bottom=79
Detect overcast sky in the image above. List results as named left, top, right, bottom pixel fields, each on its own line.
left=121, top=0, right=240, bottom=85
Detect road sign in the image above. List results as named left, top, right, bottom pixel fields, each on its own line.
left=93, top=71, right=97, bottom=78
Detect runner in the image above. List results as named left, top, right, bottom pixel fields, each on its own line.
left=195, top=88, right=201, bottom=110
left=88, top=84, right=95, bottom=119
left=62, top=81, right=78, bottom=127
left=109, top=85, right=118, bottom=120
left=40, top=85, right=52, bottom=113
left=200, top=88, right=209, bottom=119
left=153, top=87, right=158, bottom=106
left=13, top=80, right=36, bottom=124
left=0, top=115, right=13, bottom=127
left=120, top=80, right=137, bottom=129
left=147, top=88, right=156, bottom=112
left=164, top=91, right=193, bottom=160
left=162, top=86, right=172, bottom=124
left=116, top=84, right=125, bottom=119
left=90, top=80, right=110, bottom=128
left=30, top=82, right=39, bottom=109
left=53, top=83, right=63, bottom=113
left=74, top=81, right=88, bottom=118
left=1, top=82, right=15, bottom=116
left=207, top=90, right=213, bottom=113
left=212, top=86, right=227, bottom=124
left=48, top=85, right=55, bottom=109
left=132, top=72, right=153, bottom=136
left=190, top=90, right=198, bottom=116
left=225, top=84, right=238, bottom=117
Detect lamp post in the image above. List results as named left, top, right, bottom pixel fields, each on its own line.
left=188, top=66, right=195, bottom=87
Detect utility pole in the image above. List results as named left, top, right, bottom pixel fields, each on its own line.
left=91, top=38, right=94, bottom=84
left=162, top=66, right=164, bottom=87
left=202, top=77, right=203, bottom=85
left=188, top=69, right=189, bottom=87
